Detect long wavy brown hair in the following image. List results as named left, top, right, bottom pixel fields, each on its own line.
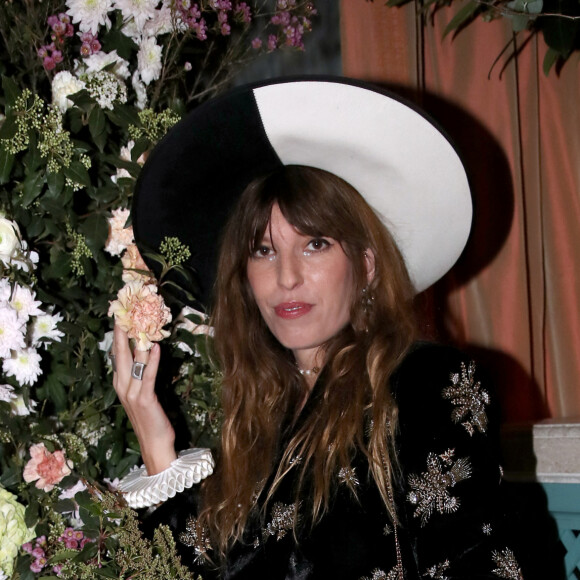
left=199, top=165, right=417, bottom=557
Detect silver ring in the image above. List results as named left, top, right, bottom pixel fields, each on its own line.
left=108, top=353, right=117, bottom=373
left=131, top=361, right=147, bottom=381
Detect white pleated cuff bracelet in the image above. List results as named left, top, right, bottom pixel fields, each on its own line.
left=118, top=448, right=214, bottom=509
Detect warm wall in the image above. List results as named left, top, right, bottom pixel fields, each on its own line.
left=341, top=1, right=580, bottom=421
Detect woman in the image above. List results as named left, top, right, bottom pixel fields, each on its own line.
left=112, top=78, right=524, bottom=579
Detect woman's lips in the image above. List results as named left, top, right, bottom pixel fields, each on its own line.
left=274, top=302, right=313, bottom=319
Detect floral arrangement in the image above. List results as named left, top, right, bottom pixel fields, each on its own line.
left=0, top=1, right=315, bottom=578
left=375, top=0, right=580, bottom=73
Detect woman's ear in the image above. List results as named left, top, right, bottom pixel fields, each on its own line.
left=364, top=249, right=376, bottom=284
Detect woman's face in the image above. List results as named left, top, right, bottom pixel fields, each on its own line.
left=246, top=204, right=363, bottom=370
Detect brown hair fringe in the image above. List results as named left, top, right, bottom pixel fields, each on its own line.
left=198, top=165, right=417, bottom=558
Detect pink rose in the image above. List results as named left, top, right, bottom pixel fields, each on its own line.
left=108, top=280, right=172, bottom=351
left=121, top=244, right=150, bottom=283
left=23, top=443, right=72, bottom=492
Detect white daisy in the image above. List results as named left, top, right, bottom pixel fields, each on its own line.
left=66, top=0, right=114, bottom=35
left=80, top=49, right=130, bottom=79
left=0, top=383, right=15, bottom=403
left=0, top=306, right=26, bottom=358
left=132, top=69, right=148, bottom=110
left=9, top=285, right=43, bottom=322
left=3, top=348, right=43, bottom=386
left=137, top=36, right=162, bottom=85
left=0, top=278, right=11, bottom=302
left=115, top=0, right=158, bottom=33
left=10, top=393, right=37, bottom=416
left=31, top=312, right=65, bottom=346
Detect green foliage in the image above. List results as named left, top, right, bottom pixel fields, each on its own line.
left=378, top=0, right=580, bottom=73
left=0, top=0, right=316, bottom=577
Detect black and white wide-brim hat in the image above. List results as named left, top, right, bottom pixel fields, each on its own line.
left=133, top=76, right=472, bottom=308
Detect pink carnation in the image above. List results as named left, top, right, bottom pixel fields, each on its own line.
left=108, top=280, right=172, bottom=351
left=104, top=208, right=134, bottom=257
left=121, top=244, right=150, bottom=283
left=23, top=443, right=72, bottom=492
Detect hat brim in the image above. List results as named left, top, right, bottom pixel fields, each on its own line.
left=133, top=76, right=472, bottom=307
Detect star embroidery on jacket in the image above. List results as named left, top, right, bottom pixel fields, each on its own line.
left=442, top=361, right=490, bottom=436
left=338, top=466, right=359, bottom=486
left=492, top=548, right=524, bottom=579
left=360, top=567, right=400, bottom=580
left=423, top=559, right=450, bottom=579
left=407, top=449, right=472, bottom=526
left=262, top=502, right=298, bottom=541
left=179, top=516, right=212, bottom=562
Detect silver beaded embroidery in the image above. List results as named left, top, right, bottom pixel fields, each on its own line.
left=338, top=466, right=360, bottom=486
left=262, top=502, right=298, bottom=541
left=492, top=548, right=524, bottom=579
left=383, top=523, right=393, bottom=536
left=424, top=559, right=451, bottom=579
left=442, top=361, right=490, bottom=436
left=483, top=523, right=493, bottom=535
left=360, top=567, right=399, bottom=580
left=179, top=516, right=212, bottom=562
left=407, top=448, right=472, bottom=526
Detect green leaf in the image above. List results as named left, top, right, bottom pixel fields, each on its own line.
left=46, top=375, right=68, bottom=411
left=0, top=147, right=14, bottom=184
left=2, top=75, right=20, bottom=108
left=543, top=46, right=560, bottom=74
left=95, top=566, right=122, bottom=578
left=0, top=113, right=18, bottom=140
left=161, top=279, right=196, bottom=302
left=47, top=170, right=65, bottom=197
left=443, top=0, right=481, bottom=37
left=541, top=13, right=578, bottom=56
left=102, top=28, right=138, bottom=60
left=143, top=251, right=167, bottom=269
left=79, top=213, right=108, bottom=255
left=68, top=88, right=95, bottom=111
left=64, top=161, right=91, bottom=188
left=105, top=103, right=140, bottom=129
left=88, top=106, right=107, bottom=152
left=131, top=137, right=149, bottom=162
left=21, top=171, right=45, bottom=207
left=49, top=550, right=79, bottom=563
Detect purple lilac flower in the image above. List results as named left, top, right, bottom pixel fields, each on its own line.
left=234, top=2, right=252, bottom=23
left=251, top=37, right=262, bottom=49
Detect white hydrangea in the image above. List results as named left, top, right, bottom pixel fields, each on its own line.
left=3, top=348, right=43, bottom=386
left=8, top=285, right=43, bottom=322
left=0, top=307, right=26, bottom=358
left=31, top=313, right=64, bottom=346
left=86, top=70, right=128, bottom=110
left=80, top=49, right=130, bottom=80
left=137, top=36, right=162, bottom=85
left=52, top=71, right=86, bottom=113
left=66, top=0, right=114, bottom=35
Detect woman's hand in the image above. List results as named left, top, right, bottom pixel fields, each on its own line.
left=112, top=324, right=177, bottom=474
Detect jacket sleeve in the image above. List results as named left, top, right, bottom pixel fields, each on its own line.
left=393, top=343, right=525, bottom=580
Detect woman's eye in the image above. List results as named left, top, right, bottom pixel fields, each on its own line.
left=306, top=238, right=330, bottom=252
left=253, top=245, right=273, bottom=258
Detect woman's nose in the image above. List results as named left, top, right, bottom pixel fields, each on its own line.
left=277, top=253, right=303, bottom=290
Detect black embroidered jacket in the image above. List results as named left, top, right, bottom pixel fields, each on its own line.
left=145, top=343, right=527, bottom=579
